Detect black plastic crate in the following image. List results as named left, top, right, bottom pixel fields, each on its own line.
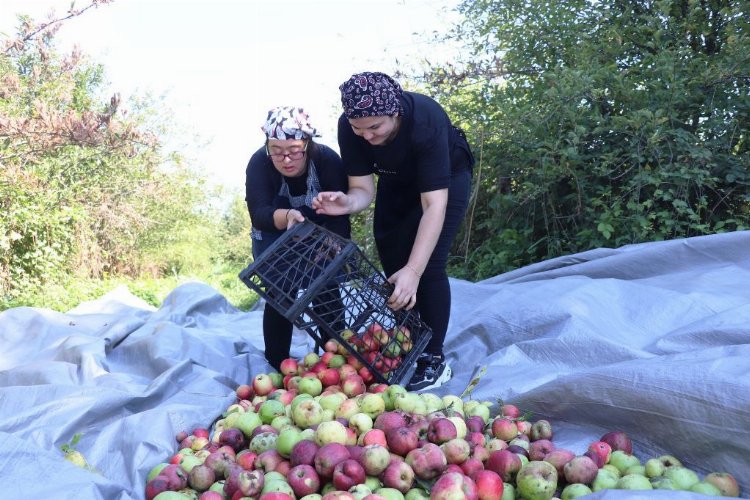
left=239, top=220, right=432, bottom=385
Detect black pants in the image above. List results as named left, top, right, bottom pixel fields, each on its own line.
left=374, top=168, right=472, bottom=355
left=252, top=231, right=344, bottom=371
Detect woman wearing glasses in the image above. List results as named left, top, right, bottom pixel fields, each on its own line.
left=313, top=72, right=474, bottom=391
left=245, top=106, right=350, bottom=371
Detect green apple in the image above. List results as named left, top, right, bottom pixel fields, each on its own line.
left=663, top=465, right=699, bottom=490
left=270, top=415, right=293, bottom=431
left=561, top=483, right=593, bottom=499
left=609, top=450, right=640, bottom=474
left=290, top=393, right=314, bottom=414
left=501, top=482, right=514, bottom=500
left=261, top=478, right=295, bottom=497
left=375, top=487, right=406, bottom=500
left=650, top=476, right=678, bottom=490
left=447, top=416, right=467, bottom=439
left=298, top=375, right=323, bottom=396
left=232, top=410, right=262, bottom=438
left=365, top=475, right=382, bottom=491
left=146, top=463, right=169, bottom=482
left=602, top=464, right=621, bottom=478
left=394, top=392, right=426, bottom=414
left=419, top=392, right=443, bottom=413
left=591, top=467, right=619, bottom=491
left=441, top=394, right=464, bottom=414
left=276, top=426, right=303, bottom=458
left=404, top=487, right=430, bottom=499
left=464, top=400, right=491, bottom=423
left=360, top=393, right=386, bottom=418
left=318, top=392, right=347, bottom=412
left=384, top=384, right=407, bottom=410
left=516, top=460, right=558, bottom=500
left=689, top=481, right=722, bottom=496
left=314, top=420, right=348, bottom=446
left=616, top=473, right=653, bottom=490
left=624, top=464, right=646, bottom=476
left=299, top=495, right=323, bottom=500
left=644, top=457, right=666, bottom=478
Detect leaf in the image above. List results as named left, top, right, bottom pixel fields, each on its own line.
left=460, top=365, right=487, bottom=399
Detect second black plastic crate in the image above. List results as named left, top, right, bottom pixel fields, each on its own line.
left=239, top=220, right=432, bottom=385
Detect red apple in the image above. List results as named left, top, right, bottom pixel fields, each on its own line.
left=441, top=438, right=471, bottom=465
left=528, top=438, right=555, bottom=461
left=543, top=448, right=576, bottom=477
left=287, top=464, right=321, bottom=497
left=405, top=442, right=448, bottom=480
left=599, top=430, right=633, bottom=454
left=563, top=455, right=599, bottom=484
left=357, top=444, right=391, bottom=476
left=341, top=374, right=366, bottom=397
left=431, top=472, right=478, bottom=500
left=385, top=427, right=419, bottom=457
left=704, top=472, right=740, bottom=497
left=313, top=442, right=351, bottom=479
left=235, top=384, right=253, bottom=401
left=586, top=441, right=612, bottom=467
left=380, top=459, right=415, bottom=493
left=460, top=457, right=485, bottom=477
left=530, top=419, right=553, bottom=441
left=491, top=417, right=518, bottom=441
left=253, top=373, right=275, bottom=396
left=485, top=449, right=522, bottom=482
left=374, top=411, right=407, bottom=432
left=360, top=428, right=388, bottom=447
left=500, top=404, right=521, bottom=419
left=237, top=469, right=264, bottom=497
left=318, top=367, right=341, bottom=387
left=426, top=418, right=458, bottom=445
left=472, top=469, right=504, bottom=500
left=290, top=439, right=320, bottom=467
left=332, top=458, right=366, bottom=490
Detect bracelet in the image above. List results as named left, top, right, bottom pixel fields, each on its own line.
left=285, top=208, right=292, bottom=221
left=405, top=264, right=422, bottom=278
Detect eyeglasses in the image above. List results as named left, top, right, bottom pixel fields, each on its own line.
left=266, top=142, right=308, bottom=161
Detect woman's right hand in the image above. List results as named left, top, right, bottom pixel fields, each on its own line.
left=313, top=191, right=351, bottom=216
left=286, top=208, right=305, bottom=229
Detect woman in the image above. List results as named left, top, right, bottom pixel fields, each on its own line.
left=246, top=106, right=350, bottom=371
left=313, top=72, right=474, bottom=391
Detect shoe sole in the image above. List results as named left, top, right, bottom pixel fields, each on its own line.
left=408, top=363, right=453, bottom=392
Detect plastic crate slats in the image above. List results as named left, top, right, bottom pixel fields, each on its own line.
left=239, top=220, right=432, bottom=385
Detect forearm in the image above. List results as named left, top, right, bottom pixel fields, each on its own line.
left=346, top=186, right=375, bottom=214
left=407, top=202, right=446, bottom=275
left=273, top=208, right=292, bottom=230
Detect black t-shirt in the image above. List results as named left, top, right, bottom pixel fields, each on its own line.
left=337, top=91, right=473, bottom=234
left=245, top=143, right=350, bottom=238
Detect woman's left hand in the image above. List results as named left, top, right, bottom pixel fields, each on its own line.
left=387, top=266, right=420, bottom=311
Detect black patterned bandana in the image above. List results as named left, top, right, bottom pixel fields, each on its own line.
left=339, top=72, right=403, bottom=118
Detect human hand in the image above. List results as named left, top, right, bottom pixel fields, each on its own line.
left=386, top=266, right=421, bottom=311
left=313, top=191, right=350, bottom=216
left=286, top=208, right=305, bottom=229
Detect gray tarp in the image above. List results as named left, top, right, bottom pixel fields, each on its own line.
left=1, top=230, right=749, bottom=499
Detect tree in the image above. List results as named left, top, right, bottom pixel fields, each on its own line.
left=412, top=0, right=749, bottom=280
left=0, top=2, right=214, bottom=304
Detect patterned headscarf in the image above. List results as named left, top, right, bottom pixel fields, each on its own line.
left=261, top=106, right=320, bottom=140
left=339, top=72, right=403, bottom=118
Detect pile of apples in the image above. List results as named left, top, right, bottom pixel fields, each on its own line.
left=337, top=322, right=415, bottom=383
left=144, top=340, right=741, bottom=500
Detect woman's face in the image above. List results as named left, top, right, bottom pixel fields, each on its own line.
left=348, top=115, right=400, bottom=146
left=266, top=139, right=308, bottom=177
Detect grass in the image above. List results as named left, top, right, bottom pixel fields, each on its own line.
left=0, top=262, right=259, bottom=313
